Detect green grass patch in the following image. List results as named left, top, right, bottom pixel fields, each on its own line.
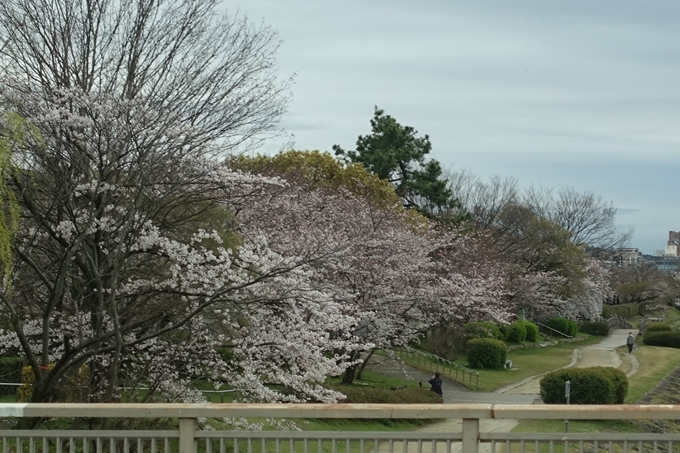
left=0, top=393, right=16, bottom=402
left=626, top=344, right=680, bottom=403
left=513, top=418, right=642, bottom=434
left=470, top=336, right=602, bottom=392
left=325, top=370, right=442, bottom=404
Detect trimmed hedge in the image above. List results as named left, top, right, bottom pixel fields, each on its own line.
left=643, top=331, right=680, bottom=348
left=0, top=357, right=22, bottom=396
left=466, top=338, right=507, bottom=369
left=522, top=321, right=539, bottom=342
left=579, top=321, right=609, bottom=336
left=540, top=367, right=627, bottom=404
left=505, top=321, right=527, bottom=342
left=547, top=318, right=578, bottom=337
left=646, top=322, right=672, bottom=333
left=465, top=322, right=505, bottom=340
left=603, top=303, right=639, bottom=318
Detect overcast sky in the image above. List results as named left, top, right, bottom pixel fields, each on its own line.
left=237, top=0, right=680, bottom=255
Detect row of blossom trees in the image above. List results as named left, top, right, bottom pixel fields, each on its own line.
left=0, top=0, right=618, bottom=409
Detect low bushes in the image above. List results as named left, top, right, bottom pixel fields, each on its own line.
left=645, top=322, right=672, bottom=333
left=540, top=367, right=627, bottom=404
left=579, top=321, right=609, bottom=336
left=505, top=321, right=527, bottom=342
left=547, top=318, right=578, bottom=337
left=643, top=331, right=680, bottom=348
left=523, top=321, right=539, bottom=342
left=466, top=338, right=507, bottom=369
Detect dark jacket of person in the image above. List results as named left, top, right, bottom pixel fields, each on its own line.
left=428, top=374, right=443, bottom=395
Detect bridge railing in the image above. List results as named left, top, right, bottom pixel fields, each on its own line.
left=2, top=403, right=680, bottom=453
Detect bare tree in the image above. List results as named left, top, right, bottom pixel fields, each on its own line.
left=0, top=0, right=291, bottom=153
left=522, top=186, right=632, bottom=251
left=443, top=169, right=518, bottom=229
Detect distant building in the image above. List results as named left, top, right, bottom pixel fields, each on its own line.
left=644, top=254, right=680, bottom=273
left=613, top=248, right=640, bottom=268
left=665, top=231, right=680, bottom=257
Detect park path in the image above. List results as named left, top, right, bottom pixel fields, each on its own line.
left=371, top=329, right=640, bottom=453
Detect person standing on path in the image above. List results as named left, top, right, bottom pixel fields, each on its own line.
left=626, top=332, right=635, bottom=353
left=429, top=372, right=443, bottom=395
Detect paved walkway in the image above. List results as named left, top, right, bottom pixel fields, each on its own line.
left=368, top=329, right=641, bottom=446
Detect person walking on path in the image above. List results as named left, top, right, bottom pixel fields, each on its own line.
left=429, top=372, right=443, bottom=395
left=626, top=332, right=635, bottom=353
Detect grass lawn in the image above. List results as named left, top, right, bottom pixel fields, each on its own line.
left=511, top=339, right=680, bottom=435
left=625, top=344, right=680, bottom=403
left=470, top=336, right=602, bottom=392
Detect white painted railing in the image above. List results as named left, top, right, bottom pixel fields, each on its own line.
left=2, top=403, right=680, bottom=453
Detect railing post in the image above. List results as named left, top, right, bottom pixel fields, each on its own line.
left=462, top=418, right=479, bottom=453
left=179, top=418, right=197, bottom=453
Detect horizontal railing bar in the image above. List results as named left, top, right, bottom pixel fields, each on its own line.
left=3, top=403, right=680, bottom=420
left=0, top=403, right=493, bottom=419
left=490, top=404, right=680, bottom=420
left=483, top=433, right=680, bottom=441
left=0, top=431, right=179, bottom=438
left=195, top=432, right=464, bottom=440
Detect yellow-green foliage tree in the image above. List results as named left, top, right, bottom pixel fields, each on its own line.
left=230, top=150, right=431, bottom=230
left=0, top=113, right=27, bottom=283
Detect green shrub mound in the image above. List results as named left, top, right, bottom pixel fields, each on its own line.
left=540, top=367, right=627, bottom=404
left=579, top=321, right=609, bottom=336
left=547, top=317, right=578, bottom=337
left=645, top=322, right=672, bottom=333
left=522, top=321, right=539, bottom=342
left=465, top=322, right=504, bottom=340
left=466, top=338, right=507, bottom=369
left=643, top=331, right=680, bottom=348
left=0, top=357, right=22, bottom=396
left=505, top=321, right=527, bottom=342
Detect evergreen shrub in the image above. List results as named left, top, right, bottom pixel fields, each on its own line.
left=643, top=331, right=680, bottom=348
left=521, top=321, right=539, bottom=342
left=505, top=321, right=527, bottom=342
left=466, top=338, right=507, bottom=369
left=579, top=321, right=609, bottom=336
left=540, top=367, right=627, bottom=404
left=645, top=322, right=672, bottom=332
left=547, top=317, right=578, bottom=337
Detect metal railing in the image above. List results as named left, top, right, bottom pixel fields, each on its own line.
left=394, top=346, right=479, bottom=389
left=533, top=322, right=573, bottom=339
left=2, top=403, right=680, bottom=453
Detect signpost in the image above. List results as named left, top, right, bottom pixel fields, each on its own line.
left=565, top=380, right=571, bottom=433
